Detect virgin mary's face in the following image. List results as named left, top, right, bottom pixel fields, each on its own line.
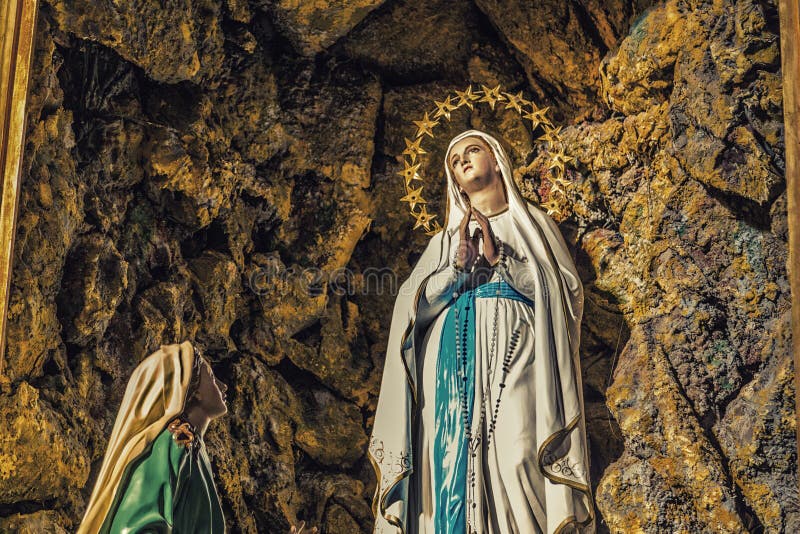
left=448, top=136, right=500, bottom=192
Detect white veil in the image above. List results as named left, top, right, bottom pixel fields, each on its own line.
left=369, top=130, right=594, bottom=533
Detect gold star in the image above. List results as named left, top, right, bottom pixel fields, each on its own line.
left=402, top=137, right=426, bottom=162
left=502, top=91, right=526, bottom=113
left=478, top=84, right=505, bottom=110
left=400, top=185, right=427, bottom=211
left=523, top=102, right=551, bottom=129
left=540, top=199, right=562, bottom=217
left=454, top=86, right=480, bottom=110
left=397, top=160, right=422, bottom=186
left=433, top=95, right=457, bottom=120
left=523, top=112, right=542, bottom=129
left=413, top=111, right=439, bottom=139
left=548, top=150, right=575, bottom=174
left=537, top=125, right=562, bottom=146
left=425, top=219, right=443, bottom=236
left=413, top=205, right=436, bottom=231
left=550, top=175, right=571, bottom=192
left=552, top=173, right=571, bottom=186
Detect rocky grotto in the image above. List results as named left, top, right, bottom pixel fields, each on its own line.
left=0, top=0, right=796, bottom=532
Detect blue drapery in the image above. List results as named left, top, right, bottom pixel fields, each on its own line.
left=433, top=280, right=533, bottom=533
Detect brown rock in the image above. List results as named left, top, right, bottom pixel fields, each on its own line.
left=600, top=2, right=684, bottom=116
left=226, top=355, right=302, bottom=526
left=4, top=0, right=793, bottom=530
left=598, top=328, right=745, bottom=533
left=294, top=387, right=368, bottom=468
left=141, top=124, right=241, bottom=229
left=286, top=295, right=375, bottom=405
left=0, top=383, right=89, bottom=503
left=47, top=0, right=225, bottom=83
left=204, top=425, right=259, bottom=533
left=57, top=234, right=129, bottom=345
left=323, top=503, right=361, bottom=533
left=132, top=279, right=198, bottom=360
left=341, top=0, right=492, bottom=80
left=276, top=59, right=381, bottom=189
left=599, top=0, right=784, bottom=202
left=0, top=511, right=68, bottom=534
left=6, top=107, right=82, bottom=380
left=297, top=472, right=372, bottom=529
left=247, top=253, right=328, bottom=341
left=188, top=251, right=244, bottom=352
left=266, top=0, right=386, bottom=55
left=476, top=0, right=655, bottom=119
left=716, top=311, right=799, bottom=532
left=210, top=51, right=283, bottom=165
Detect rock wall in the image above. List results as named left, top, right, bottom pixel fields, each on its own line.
left=0, top=0, right=794, bottom=532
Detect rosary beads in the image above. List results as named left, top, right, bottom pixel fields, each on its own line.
left=453, top=235, right=513, bottom=532
left=452, top=234, right=506, bottom=273
left=486, top=326, right=521, bottom=449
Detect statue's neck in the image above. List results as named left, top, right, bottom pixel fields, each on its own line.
left=467, top=180, right=508, bottom=216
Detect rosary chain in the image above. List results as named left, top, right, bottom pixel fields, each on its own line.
left=454, top=237, right=510, bottom=532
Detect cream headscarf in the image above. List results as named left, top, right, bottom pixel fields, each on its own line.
left=78, top=341, right=196, bottom=534
left=369, top=130, right=594, bottom=533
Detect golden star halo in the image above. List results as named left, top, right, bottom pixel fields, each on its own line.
left=502, top=91, right=527, bottom=113
left=400, top=185, right=427, bottom=211
left=538, top=124, right=563, bottom=146
left=523, top=103, right=551, bottom=129
left=397, top=160, right=422, bottom=187
left=402, top=137, right=426, bottom=162
left=413, top=112, right=438, bottom=139
left=478, top=84, right=505, bottom=110
left=398, top=84, right=574, bottom=233
left=433, top=95, right=457, bottom=120
left=412, top=205, right=436, bottom=231
left=454, top=86, right=479, bottom=110
left=548, top=150, right=575, bottom=174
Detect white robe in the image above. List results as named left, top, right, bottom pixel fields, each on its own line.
left=409, top=209, right=550, bottom=533
left=370, top=130, right=593, bottom=534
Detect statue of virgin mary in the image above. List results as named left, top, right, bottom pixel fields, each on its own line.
left=369, top=130, right=594, bottom=533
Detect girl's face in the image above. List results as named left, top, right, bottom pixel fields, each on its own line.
left=448, top=136, right=500, bottom=193
left=194, top=359, right=228, bottom=419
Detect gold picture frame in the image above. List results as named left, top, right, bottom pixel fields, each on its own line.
left=0, top=0, right=39, bottom=379
left=778, top=0, right=800, bottom=464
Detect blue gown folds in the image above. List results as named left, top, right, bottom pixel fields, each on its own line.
left=433, top=279, right=534, bottom=533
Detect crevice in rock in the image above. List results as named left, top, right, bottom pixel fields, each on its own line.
left=696, top=180, right=773, bottom=232
left=204, top=219, right=233, bottom=256
left=291, top=319, right=323, bottom=348
left=245, top=200, right=282, bottom=256
left=740, top=106, right=785, bottom=176
left=368, top=79, right=386, bottom=185
left=572, top=2, right=611, bottom=58
left=656, top=327, right=767, bottom=534
left=760, top=0, right=781, bottom=36
left=272, top=352, right=355, bottom=409
left=181, top=224, right=211, bottom=260
left=248, top=10, right=284, bottom=59
left=0, top=499, right=59, bottom=517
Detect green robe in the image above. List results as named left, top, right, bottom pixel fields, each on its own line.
left=100, top=426, right=225, bottom=533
